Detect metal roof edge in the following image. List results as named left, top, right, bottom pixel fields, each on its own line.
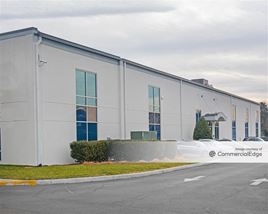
left=123, top=59, right=260, bottom=106
left=0, top=27, right=260, bottom=106
left=0, top=27, right=38, bottom=40
left=0, top=27, right=120, bottom=61
left=37, top=31, right=121, bottom=61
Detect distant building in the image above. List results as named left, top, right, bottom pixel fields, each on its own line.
left=0, top=28, right=260, bottom=165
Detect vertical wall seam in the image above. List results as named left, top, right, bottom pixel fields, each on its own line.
left=180, top=80, right=183, bottom=140
left=123, top=61, right=127, bottom=139
left=34, top=35, right=42, bottom=165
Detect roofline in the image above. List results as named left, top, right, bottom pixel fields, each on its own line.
left=0, top=27, right=38, bottom=40
left=123, top=59, right=260, bottom=105
left=0, top=27, right=260, bottom=105
left=37, top=31, right=121, bottom=61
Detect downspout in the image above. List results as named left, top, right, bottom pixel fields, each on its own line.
left=180, top=80, right=183, bottom=140
left=249, top=103, right=252, bottom=136
left=230, top=95, right=234, bottom=140
left=34, top=35, right=42, bottom=166
left=123, top=60, right=127, bottom=139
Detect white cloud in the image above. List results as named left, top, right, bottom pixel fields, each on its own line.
left=0, top=0, right=267, bottom=102
left=0, top=0, right=176, bottom=19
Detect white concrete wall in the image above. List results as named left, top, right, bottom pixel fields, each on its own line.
left=38, top=43, right=121, bottom=165
left=180, top=82, right=260, bottom=141
left=124, top=66, right=260, bottom=142
left=0, top=35, right=36, bottom=165
left=38, top=43, right=260, bottom=164
left=125, top=65, right=181, bottom=140
left=181, top=82, right=232, bottom=140
left=0, top=33, right=260, bottom=165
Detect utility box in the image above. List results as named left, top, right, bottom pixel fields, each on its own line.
left=130, top=131, right=157, bottom=141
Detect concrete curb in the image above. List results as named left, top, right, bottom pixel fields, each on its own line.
left=0, top=163, right=211, bottom=186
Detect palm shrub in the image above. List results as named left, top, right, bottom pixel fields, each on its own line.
left=193, top=118, right=212, bottom=140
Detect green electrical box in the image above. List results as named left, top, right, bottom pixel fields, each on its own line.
left=130, top=131, right=157, bottom=141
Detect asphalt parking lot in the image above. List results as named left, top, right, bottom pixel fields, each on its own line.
left=0, top=163, right=267, bottom=214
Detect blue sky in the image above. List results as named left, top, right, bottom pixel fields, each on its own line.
left=0, top=0, right=267, bottom=102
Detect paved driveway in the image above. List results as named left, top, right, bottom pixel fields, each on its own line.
left=0, top=163, right=267, bottom=214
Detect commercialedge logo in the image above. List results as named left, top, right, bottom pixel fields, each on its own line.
left=212, top=151, right=263, bottom=158
left=209, top=151, right=216, bottom=157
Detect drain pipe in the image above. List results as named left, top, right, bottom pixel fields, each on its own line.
left=34, top=35, right=42, bottom=166
left=180, top=80, right=183, bottom=140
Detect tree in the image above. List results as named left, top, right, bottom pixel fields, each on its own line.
left=260, top=102, right=268, bottom=137
left=193, top=118, right=212, bottom=140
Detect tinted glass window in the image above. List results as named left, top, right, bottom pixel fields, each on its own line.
left=76, top=106, right=86, bottom=121
left=86, top=72, right=96, bottom=97
left=76, top=70, right=97, bottom=141
left=148, top=86, right=161, bottom=140
left=87, top=107, right=97, bottom=122
left=88, top=123, right=97, bottom=141
left=86, top=98, right=97, bottom=106
left=76, top=71, right=86, bottom=96
left=76, top=96, right=86, bottom=105
left=76, top=122, right=87, bottom=141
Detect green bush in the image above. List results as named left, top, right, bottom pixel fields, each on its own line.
left=70, top=141, right=108, bottom=163
left=193, top=118, right=212, bottom=140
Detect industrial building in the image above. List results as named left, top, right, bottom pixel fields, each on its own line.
left=0, top=28, right=260, bottom=165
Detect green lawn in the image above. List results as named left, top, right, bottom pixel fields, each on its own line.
left=0, top=163, right=191, bottom=180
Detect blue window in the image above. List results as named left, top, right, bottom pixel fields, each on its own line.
left=88, top=123, right=97, bottom=141
left=256, top=123, right=259, bottom=137
left=149, top=86, right=161, bottom=140
left=149, top=124, right=161, bottom=140
left=245, top=108, right=249, bottom=138
left=245, top=122, right=249, bottom=138
left=76, top=70, right=97, bottom=141
left=149, top=125, right=154, bottom=132
left=149, top=112, right=160, bottom=124
left=215, top=122, right=219, bottom=140
left=76, top=122, right=87, bottom=141
left=232, top=121, right=236, bottom=140
left=232, top=105, right=236, bottom=141
left=196, top=110, right=201, bottom=124
left=256, top=111, right=259, bottom=137
left=76, top=106, right=86, bottom=121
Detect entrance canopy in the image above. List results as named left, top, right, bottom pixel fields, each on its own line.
left=202, top=112, right=227, bottom=122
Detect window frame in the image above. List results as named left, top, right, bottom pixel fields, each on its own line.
left=148, top=85, right=161, bottom=140
left=232, top=105, right=236, bottom=141
left=245, top=108, right=249, bottom=138
left=75, top=69, right=98, bottom=141
left=245, top=122, right=249, bottom=138
left=256, top=122, right=259, bottom=137
left=215, top=122, right=219, bottom=140
left=196, top=110, right=201, bottom=124
left=256, top=110, right=259, bottom=137
left=232, top=121, right=236, bottom=141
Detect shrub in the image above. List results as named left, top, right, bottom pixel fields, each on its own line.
left=193, top=118, right=212, bottom=140
left=70, top=141, right=108, bottom=163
